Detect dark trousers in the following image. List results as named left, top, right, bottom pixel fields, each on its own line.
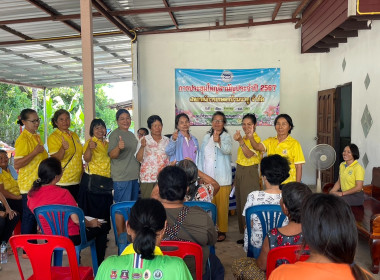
left=7, top=198, right=23, bottom=218
left=60, top=184, right=80, bottom=202
left=0, top=203, right=20, bottom=242
left=21, top=194, right=37, bottom=235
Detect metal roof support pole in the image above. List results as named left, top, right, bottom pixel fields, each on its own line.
left=80, top=0, right=96, bottom=140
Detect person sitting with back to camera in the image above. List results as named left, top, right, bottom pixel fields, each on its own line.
left=155, top=165, right=224, bottom=280
left=96, top=198, right=192, bottom=280
left=269, top=193, right=374, bottom=280
left=232, top=182, right=312, bottom=280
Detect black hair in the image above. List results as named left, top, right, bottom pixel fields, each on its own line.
left=242, top=113, right=257, bottom=125
left=129, top=198, right=166, bottom=260
left=89, top=118, right=106, bottom=137
left=302, top=193, right=372, bottom=280
left=17, top=109, right=37, bottom=126
left=138, top=128, right=149, bottom=136
left=147, top=115, right=163, bottom=130
left=260, top=154, right=290, bottom=186
left=51, top=109, right=70, bottom=129
left=175, top=113, right=190, bottom=130
left=208, top=111, right=227, bottom=136
left=29, top=157, right=62, bottom=197
left=0, top=150, right=7, bottom=156
left=347, top=143, right=360, bottom=160
left=157, top=166, right=188, bottom=201
left=116, top=109, right=130, bottom=121
left=274, top=114, right=294, bottom=134
left=177, top=159, right=198, bottom=199
left=281, top=182, right=312, bottom=223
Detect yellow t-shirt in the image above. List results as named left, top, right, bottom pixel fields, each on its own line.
left=236, top=133, right=261, bottom=166
left=15, top=130, right=48, bottom=193
left=47, top=129, right=83, bottom=185
left=0, top=169, right=20, bottom=196
left=262, top=135, right=305, bottom=184
left=83, top=137, right=111, bottom=178
left=339, top=160, right=365, bottom=192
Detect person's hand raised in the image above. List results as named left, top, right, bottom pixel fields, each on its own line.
left=62, top=136, right=69, bottom=150
left=172, top=130, right=179, bottom=141
left=89, top=139, right=97, bottom=150
left=141, top=136, right=147, bottom=147
left=118, top=136, right=125, bottom=150
left=233, top=130, right=242, bottom=142
left=213, top=131, right=221, bottom=143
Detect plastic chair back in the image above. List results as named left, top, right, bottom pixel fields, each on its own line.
left=160, top=240, right=203, bottom=280
left=34, top=204, right=98, bottom=275
left=110, top=201, right=135, bottom=254
left=245, top=204, right=286, bottom=258
left=184, top=201, right=217, bottom=224
left=266, top=245, right=310, bottom=279
left=9, top=234, right=94, bottom=280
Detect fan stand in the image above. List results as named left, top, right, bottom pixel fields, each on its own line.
left=316, top=169, right=322, bottom=193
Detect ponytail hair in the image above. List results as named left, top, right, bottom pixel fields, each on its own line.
left=29, top=157, right=62, bottom=197
left=129, top=199, right=166, bottom=260
left=17, top=109, right=37, bottom=126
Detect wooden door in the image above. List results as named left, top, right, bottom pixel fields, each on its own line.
left=317, top=88, right=336, bottom=186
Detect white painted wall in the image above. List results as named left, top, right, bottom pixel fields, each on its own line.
left=320, top=21, right=380, bottom=184
left=137, top=23, right=320, bottom=184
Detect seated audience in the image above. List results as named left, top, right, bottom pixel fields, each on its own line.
left=0, top=191, right=19, bottom=243
left=232, top=182, right=312, bottom=279
left=0, top=150, right=23, bottom=217
left=156, top=166, right=224, bottom=280
left=27, top=157, right=108, bottom=264
left=329, top=144, right=365, bottom=206
left=269, top=193, right=374, bottom=280
left=96, top=198, right=192, bottom=280
left=178, top=159, right=220, bottom=202
left=242, top=154, right=290, bottom=252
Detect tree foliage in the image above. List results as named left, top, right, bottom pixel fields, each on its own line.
left=0, top=83, right=119, bottom=145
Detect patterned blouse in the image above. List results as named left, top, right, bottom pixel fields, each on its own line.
left=268, top=228, right=303, bottom=249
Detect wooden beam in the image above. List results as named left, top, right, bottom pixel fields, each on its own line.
left=162, top=0, right=179, bottom=29
left=223, top=0, right=227, bottom=25
left=139, top=18, right=298, bottom=35
left=91, top=0, right=135, bottom=39
left=0, top=78, right=46, bottom=89
left=340, top=20, right=371, bottom=30
left=314, top=42, right=338, bottom=48
left=295, top=0, right=324, bottom=29
left=329, top=29, right=358, bottom=38
left=272, top=2, right=282, bottom=21
left=320, top=36, right=347, bottom=44
left=292, top=0, right=310, bottom=18
left=305, top=46, right=330, bottom=53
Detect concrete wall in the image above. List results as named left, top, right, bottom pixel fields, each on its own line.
left=137, top=23, right=320, bottom=184
left=320, top=20, right=380, bottom=184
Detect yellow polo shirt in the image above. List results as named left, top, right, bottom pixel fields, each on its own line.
left=15, top=130, right=48, bottom=193
left=236, top=133, right=261, bottom=166
left=48, top=129, right=83, bottom=185
left=262, top=135, right=305, bottom=184
left=0, top=169, right=20, bottom=196
left=83, top=137, right=111, bottom=178
left=339, top=160, right=365, bottom=192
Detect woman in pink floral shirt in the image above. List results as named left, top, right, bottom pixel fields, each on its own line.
left=136, top=115, right=169, bottom=198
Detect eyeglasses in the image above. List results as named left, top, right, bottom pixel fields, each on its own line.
left=27, top=118, right=41, bottom=124
left=212, top=120, right=224, bottom=124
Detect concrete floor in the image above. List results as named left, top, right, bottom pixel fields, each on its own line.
left=0, top=213, right=378, bottom=279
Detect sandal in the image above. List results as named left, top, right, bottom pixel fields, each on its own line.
left=217, top=232, right=226, bottom=242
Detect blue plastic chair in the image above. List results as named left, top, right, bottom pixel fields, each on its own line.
left=184, top=201, right=217, bottom=254
left=110, top=201, right=135, bottom=255
left=245, top=204, right=286, bottom=258
left=34, top=204, right=98, bottom=275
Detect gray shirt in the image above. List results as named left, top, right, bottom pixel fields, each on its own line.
left=108, top=128, right=139, bottom=181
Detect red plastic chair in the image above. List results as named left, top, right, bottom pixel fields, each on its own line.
left=9, top=234, right=94, bottom=280
left=266, top=244, right=310, bottom=279
left=160, top=241, right=203, bottom=280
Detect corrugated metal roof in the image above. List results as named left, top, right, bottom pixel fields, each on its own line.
left=0, top=0, right=308, bottom=88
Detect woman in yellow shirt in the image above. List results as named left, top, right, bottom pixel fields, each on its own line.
left=233, top=113, right=262, bottom=239
left=14, top=108, right=48, bottom=243
left=78, top=119, right=112, bottom=229
left=329, top=144, right=365, bottom=206
left=0, top=150, right=22, bottom=216
left=249, top=114, right=305, bottom=184
left=48, top=109, right=83, bottom=201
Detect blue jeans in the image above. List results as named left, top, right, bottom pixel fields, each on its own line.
left=21, top=194, right=37, bottom=235
left=113, top=180, right=139, bottom=202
